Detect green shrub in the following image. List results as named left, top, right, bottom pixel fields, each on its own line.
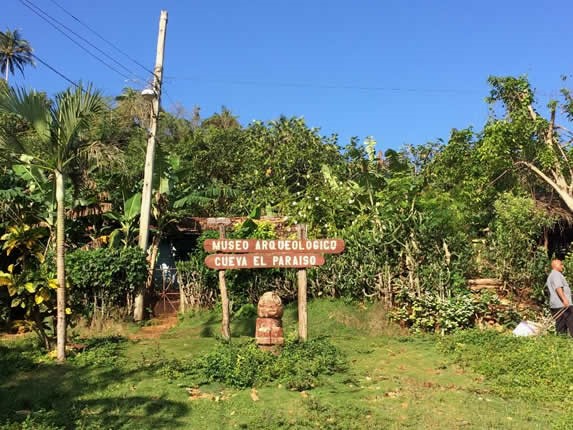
left=190, top=337, right=347, bottom=390
left=392, top=292, right=476, bottom=334
left=66, top=247, right=147, bottom=320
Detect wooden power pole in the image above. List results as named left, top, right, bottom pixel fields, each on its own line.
left=134, top=10, right=168, bottom=321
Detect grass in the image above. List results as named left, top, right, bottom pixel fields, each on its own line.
left=1, top=299, right=572, bottom=429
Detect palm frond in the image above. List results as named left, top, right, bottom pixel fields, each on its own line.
left=55, top=84, right=106, bottom=169
left=0, top=86, right=50, bottom=146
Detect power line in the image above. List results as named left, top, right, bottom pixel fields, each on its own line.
left=32, top=53, right=79, bottom=88
left=19, top=0, right=143, bottom=83
left=162, top=88, right=177, bottom=108
left=45, top=0, right=155, bottom=77
left=164, top=76, right=484, bottom=95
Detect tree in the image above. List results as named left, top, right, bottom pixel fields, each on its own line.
left=0, top=29, right=34, bottom=82
left=481, top=76, right=573, bottom=212
left=202, top=106, right=240, bottom=129
left=0, top=84, right=105, bottom=361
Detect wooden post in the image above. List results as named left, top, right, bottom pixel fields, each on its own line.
left=297, top=224, right=308, bottom=341
left=219, top=224, right=231, bottom=341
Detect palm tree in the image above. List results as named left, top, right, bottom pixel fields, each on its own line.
left=0, top=29, right=35, bottom=82
left=202, top=106, right=240, bottom=129
left=0, top=84, right=105, bottom=361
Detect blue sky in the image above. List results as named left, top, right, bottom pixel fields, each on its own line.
left=4, top=0, right=572, bottom=151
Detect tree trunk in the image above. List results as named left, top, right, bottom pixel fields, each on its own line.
left=145, top=234, right=161, bottom=290
left=4, top=59, right=8, bottom=82
left=518, top=161, right=573, bottom=213
left=55, top=170, right=66, bottom=362
left=133, top=289, right=144, bottom=321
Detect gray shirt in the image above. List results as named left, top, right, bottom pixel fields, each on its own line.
left=546, top=269, right=572, bottom=309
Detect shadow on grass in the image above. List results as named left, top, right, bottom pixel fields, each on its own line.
left=232, top=315, right=256, bottom=337
left=0, top=338, right=190, bottom=429
left=199, top=314, right=218, bottom=337
left=0, top=342, right=40, bottom=380
left=199, top=313, right=257, bottom=338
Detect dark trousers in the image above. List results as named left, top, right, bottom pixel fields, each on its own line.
left=551, top=307, right=573, bottom=336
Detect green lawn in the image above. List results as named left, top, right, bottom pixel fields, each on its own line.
left=0, top=299, right=571, bottom=429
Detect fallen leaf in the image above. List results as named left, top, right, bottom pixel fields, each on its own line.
left=250, top=388, right=259, bottom=402
left=186, top=387, right=214, bottom=401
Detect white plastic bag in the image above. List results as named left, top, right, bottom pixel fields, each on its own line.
left=513, top=321, right=543, bottom=337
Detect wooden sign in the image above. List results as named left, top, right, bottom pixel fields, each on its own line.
left=206, top=217, right=232, bottom=226
left=205, top=253, right=325, bottom=270
left=203, top=239, right=345, bottom=254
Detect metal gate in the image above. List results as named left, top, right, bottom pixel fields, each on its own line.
left=153, top=265, right=180, bottom=316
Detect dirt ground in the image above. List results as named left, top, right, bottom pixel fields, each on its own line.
left=128, top=314, right=179, bottom=340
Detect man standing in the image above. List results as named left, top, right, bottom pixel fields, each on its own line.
left=547, top=259, right=573, bottom=336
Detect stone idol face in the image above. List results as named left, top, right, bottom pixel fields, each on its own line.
left=258, top=291, right=284, bottom=319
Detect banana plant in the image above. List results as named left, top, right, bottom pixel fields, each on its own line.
left=104, top=192, right=141, bottom=248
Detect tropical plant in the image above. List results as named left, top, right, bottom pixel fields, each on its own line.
left=0, top=224, right=57, bottom=348
left=0, top=29, right=34, bottom=82
left=0, top=84, right=106, bottom=361
left=104, top=192, right=141, bottom=248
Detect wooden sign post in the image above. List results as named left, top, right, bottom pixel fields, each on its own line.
left=203, top=226, right=345, bottom=342
left=218, top=224, right=231, bottom=341
left=205, top=217, right=233, bottom=341
left=297, top=224, right=308, bottom=341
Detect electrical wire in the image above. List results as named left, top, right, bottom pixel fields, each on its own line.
left=45, top=0, right=155, bottom=77
left=31, top=53, right=79, bottom=88
left=162, top=88, right=177, bottom=108
left=19, top=0, right=144, bottom=83
left=164, top=76, right=484, bottom=95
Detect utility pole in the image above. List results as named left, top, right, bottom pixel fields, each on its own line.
left=134, top=10, right=168, bottom=321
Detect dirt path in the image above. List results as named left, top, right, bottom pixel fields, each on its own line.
left=128, top=314, right=179, bottom=340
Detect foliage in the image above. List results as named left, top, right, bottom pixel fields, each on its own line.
left=191, top=337, right=347, bottom=390
left=0, top=224, right=56, bottom=348
left=65, top=247, right=147, bottom=322
left=225, top=219, right=297, bottom=305
left=483, top=193, right=552, bottom=295
left=175, top=230, right=219, bottom=309
left=103, top=192, right=141, bottom=248
left=391, top=292, right=476, bottom=334
left=3, top=75, right=573, bottom=336
left=175, top=257, right=217, bottom=309
left=0, top=29, right=35, bottom=82
left=0, top=83, right=108, bottom=361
